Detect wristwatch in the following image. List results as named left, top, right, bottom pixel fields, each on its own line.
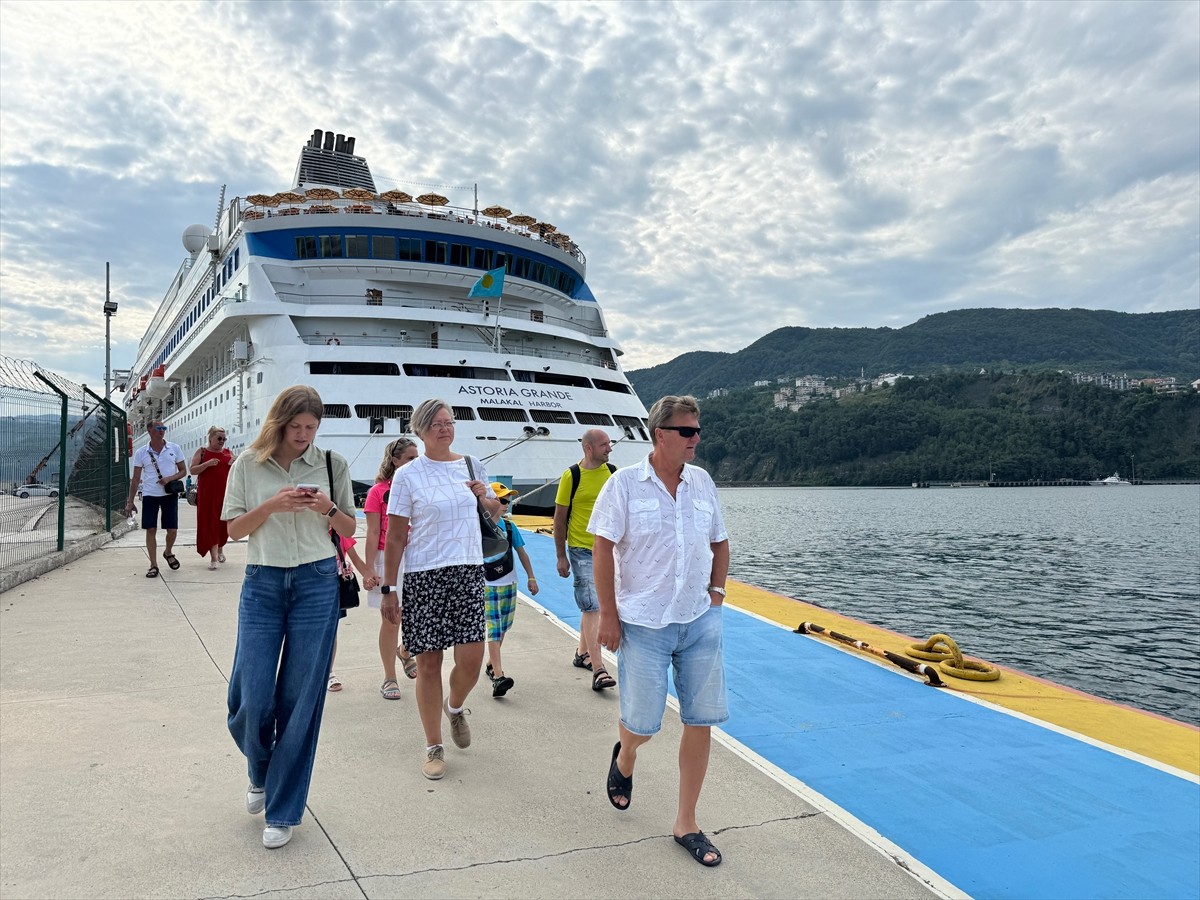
left=380, top=585, right=394, bottom=595
left=325, top=504, right=338, bottom=518
left=708, top=585, right=727, bottom=597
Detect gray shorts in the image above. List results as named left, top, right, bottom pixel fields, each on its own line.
left=568, top=546, right=600, bottom=613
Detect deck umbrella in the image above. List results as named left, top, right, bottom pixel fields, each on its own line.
left=272, top=191, right=306, bottom=204
left=246, top=193, right=277, bottom=207
left=481, top=205, right=512, bottom=218
left=342, top=188, right=377, bottom=201
left=380, top=190, right=413, bottom=203
left=305, top=187, right=340, bottom=200
left=507, top=214, right=536, bottom=227
left=415, top=193, right=448, bottom=206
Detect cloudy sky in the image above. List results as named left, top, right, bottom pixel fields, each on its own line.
left=1, top=0, right=1196, bottom=390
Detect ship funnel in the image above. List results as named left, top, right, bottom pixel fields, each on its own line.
left=323, top=132, right=334, bottom=151
left=335, top=133, right=346, bottom=153
left=310, top=129, right=323, bottom=149
left=346, top=136, right=356, bottom=155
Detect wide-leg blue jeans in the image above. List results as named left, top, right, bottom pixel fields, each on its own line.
left=227, top=558, right=339, bottom=827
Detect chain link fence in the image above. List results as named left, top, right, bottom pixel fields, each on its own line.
left=0, top=357, right=131, bottom=588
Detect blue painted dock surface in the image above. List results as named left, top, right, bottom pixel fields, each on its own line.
left=517, top=529, right=1200, bottom=900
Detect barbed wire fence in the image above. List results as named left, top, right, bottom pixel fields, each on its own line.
left=0, top=356, right=132, bottom=589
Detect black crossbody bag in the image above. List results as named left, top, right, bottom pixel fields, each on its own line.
left=325, top=451, right=359, bottom=610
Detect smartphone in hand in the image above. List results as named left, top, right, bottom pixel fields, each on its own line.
left=296, top=483, right=320, bottom=493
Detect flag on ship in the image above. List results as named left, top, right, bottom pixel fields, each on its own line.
left=468, top=267, right=505, bottom=298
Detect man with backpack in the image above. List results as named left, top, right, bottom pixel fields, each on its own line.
left=553, top=429, right=617, bottom=691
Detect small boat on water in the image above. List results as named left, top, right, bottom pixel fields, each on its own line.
left=1089, top=472, right=1133, bottom=486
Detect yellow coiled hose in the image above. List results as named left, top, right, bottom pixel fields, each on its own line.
left=906, top=633, right=1000, bottom=682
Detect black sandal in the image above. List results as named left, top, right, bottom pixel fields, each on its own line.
left=674, top=831, right=722, bottom=867
left=592, top=668, right=616, bottom=691
left=606, top=741, right=631, bottom=810
left=573, top=650, right=592, bottom=671
left=145, top=566, right=159, bottom=578
left=163, top=553, right=180, bottom=570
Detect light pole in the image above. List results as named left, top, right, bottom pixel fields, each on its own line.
left=103, top=263, right=118, bottom=529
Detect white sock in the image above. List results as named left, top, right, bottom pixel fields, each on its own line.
left=447, top=702, right=463, bottom=715
left=426, top=743, right=443, bottom=753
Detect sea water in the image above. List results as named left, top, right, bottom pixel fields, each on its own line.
left=719, top=485, right=1200, bottom=726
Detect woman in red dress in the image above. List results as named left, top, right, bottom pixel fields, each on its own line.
left=192, top=426, right=236, bottom=570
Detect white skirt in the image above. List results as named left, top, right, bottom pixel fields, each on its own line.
left=367, top=554, right=403, bottom=609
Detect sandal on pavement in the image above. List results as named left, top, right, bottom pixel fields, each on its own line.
left=379, top=679, right=401, bottom=700
left=573, top=650, right=593, bottom=671
left=397, top=648, right=417, bottom=679
left=218, top=551, right=226, bottom=563
left=674, top=831, right=722, bottom=867
left=208, top=560, right=218, bottom=570
left=606, top=741, right=632, bottom=810
left=592, top=668, right=616, bottom=691
left=327, top=674, right=342, bottom=692
left=145, top=566, right=159, bottom=578
left=164, top=553, right=181, bottom=570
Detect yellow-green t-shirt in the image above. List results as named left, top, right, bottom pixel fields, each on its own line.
left=554, top=464, right=614, bottom=550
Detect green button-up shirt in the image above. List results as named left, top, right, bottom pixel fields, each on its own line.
left=221, top=443, right=355, bottom=567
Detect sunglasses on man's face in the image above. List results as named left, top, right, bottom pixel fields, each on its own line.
left=658, top=425, right=701, bottom=438
left=153, top=426, right=168, bottom=432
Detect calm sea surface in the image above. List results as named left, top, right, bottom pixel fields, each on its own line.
left=718, top=485, right=1200, bottom=727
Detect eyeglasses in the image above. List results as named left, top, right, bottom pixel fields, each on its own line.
left=215, top=436, right=227, bottom=442
left=499, top=498, right=511, bottom=505
left=658, top=425, right=701, bottom=438
left=430, top=420, right=455, bottom=430
left=153, top=426, right=168, bottom=432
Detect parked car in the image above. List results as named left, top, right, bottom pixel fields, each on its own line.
left=17, top=483, right=59, bottom=499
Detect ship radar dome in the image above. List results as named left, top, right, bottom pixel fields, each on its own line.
left=182, top=224, right=210, bottom=255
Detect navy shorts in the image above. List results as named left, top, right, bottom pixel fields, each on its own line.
left=141, top=494, right=180, bottom=530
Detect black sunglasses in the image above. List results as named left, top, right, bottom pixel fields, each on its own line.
left=658, top=425, right=701, bottom=438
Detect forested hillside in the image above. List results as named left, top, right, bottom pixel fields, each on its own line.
left=629, top=308, right=1199, bottom=402
left=690, top=373, right=1200, bottom=486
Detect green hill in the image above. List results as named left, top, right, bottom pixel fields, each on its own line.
left=628, top=308, right=1199, bottom=402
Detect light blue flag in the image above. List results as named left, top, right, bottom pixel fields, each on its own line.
left=468, top=267, right=505, bottom=298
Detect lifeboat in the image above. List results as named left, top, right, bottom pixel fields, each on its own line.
left=146, top=365, right=171, bottom=399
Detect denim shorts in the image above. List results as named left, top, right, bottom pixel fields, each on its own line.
left=617, top=604, right=728, bottom=735
left=568, top=546, right=599, bottom=613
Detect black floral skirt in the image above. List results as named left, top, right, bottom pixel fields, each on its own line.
left=401, top=564, right=486, bottom=654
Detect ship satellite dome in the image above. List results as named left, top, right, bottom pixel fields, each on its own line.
left=182, top=225, right=210, bottom=255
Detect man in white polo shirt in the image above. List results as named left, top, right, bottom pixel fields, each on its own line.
left=589, top=394, right=730, bottom=868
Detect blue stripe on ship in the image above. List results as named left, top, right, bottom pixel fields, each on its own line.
left=517, top=530, right=1200, bottom=900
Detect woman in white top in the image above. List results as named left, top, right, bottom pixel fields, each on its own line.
left=222, top=385, right=356, bottom=850
left=382, top=398, right=501, bottom=781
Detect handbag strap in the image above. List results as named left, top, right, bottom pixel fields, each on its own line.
left=325, top=450, right=349, bottom=573
left=464, top=456, right=490, bottom=517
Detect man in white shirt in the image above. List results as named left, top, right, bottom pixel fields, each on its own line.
left=123, top=419, right=188, bottom=578
left=590, top=395, right=730, bottom=868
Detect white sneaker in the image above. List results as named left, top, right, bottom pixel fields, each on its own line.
left=246, top=784, right=265, bottom=815
left=262, top=825, right=292, bottom=849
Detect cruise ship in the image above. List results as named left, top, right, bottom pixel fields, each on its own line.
left=123, top=129, right=651, bottom=508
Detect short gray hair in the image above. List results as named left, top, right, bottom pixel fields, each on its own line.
left=410, top=398, right=452, bottom=437
left=647, top=395, right=700, bottom=445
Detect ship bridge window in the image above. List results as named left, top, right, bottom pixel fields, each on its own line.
left=614, top=415, right=648, bottom=440
left=576, top=411, right=615, bottom=426
left=592, top=378, right=633, bottom=395
left=355, top=404, right=413, bottom=422
left=530, top=410, right=575, bottom=425
left=320, top=235, right=343, bottom=258
left=451, top=406, right=476, bottom=421
left=425, top=240, right=447, bottom=264
left=473, top=248, right=493, bottom=270
left=399, top=238, right=422, bottom=261
left=310, top=361, right=401, bottom=376
left=512, top=370, right=592, bottom=388
left=323, top=404, right=351, bottom=418
left=372, top=236, right=396, bottom=259
left=296, top=236, right=318, bottom=259
left=477, top=407, right=529, bottom=423
left=449, top=244, right=471, bottom=266
left=346, top=235, right=370, bottom=258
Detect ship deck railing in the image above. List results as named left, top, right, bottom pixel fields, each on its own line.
left=297, top=333, right=618, bottom=369
left=275, top=290, right=607, bottom=339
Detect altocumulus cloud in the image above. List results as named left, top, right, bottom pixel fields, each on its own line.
left=0, top=0, right=1195, bottom=386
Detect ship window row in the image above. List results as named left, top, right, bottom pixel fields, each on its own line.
left=307, top=361, right=633, bottom=395
left=151, top=247, right=242, bottom=372
left=320, top=403, right=649, bottom=439
left=291, top=232, right=578, bottom=295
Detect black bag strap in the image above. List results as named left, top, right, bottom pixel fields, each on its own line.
left=326, top=450, right=349, bottom=574
left=566, top=462, right=616, bottom=526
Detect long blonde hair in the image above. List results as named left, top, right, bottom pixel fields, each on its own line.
left=247, top=386, right=324, bottom=461
left=375, top=437, right=417, bottom=483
